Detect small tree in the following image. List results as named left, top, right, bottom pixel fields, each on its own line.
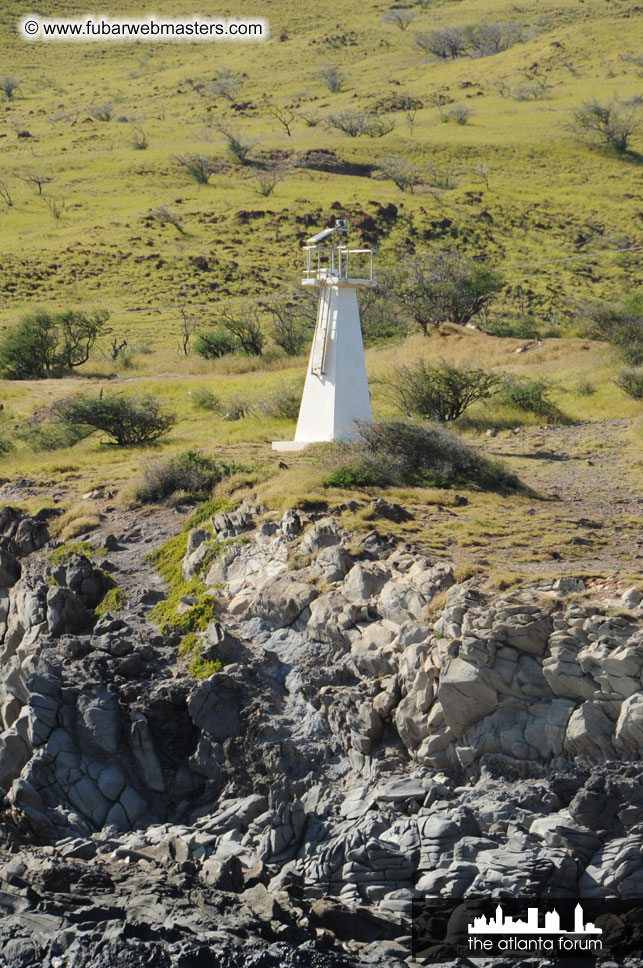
left=54, top=393, right=176, bottom=446
left=415, top=27, right=466, bottom=59
left=449, top=105, right=472, bottom=125
left=0, top=75, right=20, bottom=100
left=385, top=360, right=501, bottom=421
left=390, top=250, right=503, bottom=333
left=571, top=98, right=641, bottom=153
left=0, top=309, right=109, bottom=379
left=268, top=103, right=297, bottom=137
left=175, top=153, right=224, bottom=184
left=218, top=304, right=264, bottom=355
left=215, top=123, right=256, bottom=164
left=327, top=111, right=373, bottom=137
left=18, top=167, right=52, bottom=196
left=43, top=195, right=67, bottom=219
left=56, top=310, right=110, bottom=369
left=208, top=68, right=244, bottom=102
left=264, top=292, right=316, bottom=355
left=315, top=63, right=347, bottom=93
left=383, top=9, right=416, bottom=31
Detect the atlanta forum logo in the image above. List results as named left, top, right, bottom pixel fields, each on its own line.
left=468, top=902, right=603, bottom=955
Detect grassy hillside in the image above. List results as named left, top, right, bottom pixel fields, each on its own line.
left=0, top=0, right=641, bottom=581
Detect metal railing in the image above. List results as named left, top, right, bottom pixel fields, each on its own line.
left=303, top=245, right=374, bottom=284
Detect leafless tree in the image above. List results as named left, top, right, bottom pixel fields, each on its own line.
left=383, top=9, right=416, bottom=31
left=449, top=105, right=472, bottom=125
left=0, top=75, right=20, bottom=100
left=268, top=102, right=297, bottom=137
left=0, top=179, right=13, bottom=207
left=43, top=195, right=67, bottom=219
left=315, top=63, right=347, bottom=93
left=415, top=27, right=466, bottom=59
left=18, top=167, right=52, bottom=196
left=208, top=68, right=244, bottom=101
left=473, top=163, right=491, bottom=189
left=130, top=125, right=148, bottom=150
left=378, top=155, right=424, bottom=192
left=217, top=304, right=264, bottom=356
left=177, top=290, right=197, bottom=357
left=571, top=98, right=641, bottom=152
left=253, top=167, right=285, bottom=196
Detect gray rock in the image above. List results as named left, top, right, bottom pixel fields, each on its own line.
left=188, top=677, right=241, bottom=741
left=76, top=688, right=121, bottom=755
left=250, top=574, right=316, bottom=627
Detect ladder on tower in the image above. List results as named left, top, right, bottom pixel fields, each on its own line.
left=310, top=287, right=333, bottom=376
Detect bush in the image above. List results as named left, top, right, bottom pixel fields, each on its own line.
left=16, top=420, right=92, bottom=452
left=580, top=298, right=643, bottom=365
left=135, top=449, right=226, bottom=502
left=194, top=329, right=237, bottom=359
left=190, top=387, right=222, bottom=411
left=385, top=361, right=501, bottom=421
left=257, top=384, right=303, bottom=420
left=616, top=367, right=643, bottom=400
left=175, top=153, right=225, bottom=185
left=0, top=309, right=109, bottom=379
left=322, top=420, right=521, bottom=493
left=54, top=393, right=176, bottom=446
left=483, top=315, right=542, bottom=340
left=497, top=376, right=563, bottom=418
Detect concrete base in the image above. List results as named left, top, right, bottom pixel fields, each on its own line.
left=272, top=441, right=314, bottom=453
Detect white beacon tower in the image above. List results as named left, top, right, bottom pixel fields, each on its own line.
left=273, top=219, right=374, bottom=452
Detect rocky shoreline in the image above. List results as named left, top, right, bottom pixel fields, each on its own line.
left=0, top=501, right=642, bottom=966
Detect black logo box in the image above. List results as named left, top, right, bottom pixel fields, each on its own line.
left=412, top=898, right=643, bottom=962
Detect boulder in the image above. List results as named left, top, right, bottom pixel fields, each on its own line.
left=249, top=574, right=316, bottom=627
left=187, top=677, right=241, bottom=741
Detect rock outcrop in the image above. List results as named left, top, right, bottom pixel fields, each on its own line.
left=0, top=502, right=642, bottom=966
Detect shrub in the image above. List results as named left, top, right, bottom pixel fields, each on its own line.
left=16, top=421, right=92, bottom=452
left=385, top=361, right=501, bottom=421
left=194, top=329, right=237, bottom=359
left=215, top=124, right=256, bottom=164
left=315, top=64, right=347, bottom=93
left=322, top=420, right=521, bottom=493
left=218, top=305, right=264, bottom=356
left=497, top=376, right=563, bottom=418
left=616, top=367, right=643, bottom=400
left=54, top=393, right=176, bottom=446
left=175, top=153, right=224, bottom=185
left=0, top=309, right=109, bottom=379
left=580, top=298, right=643, bottom=365
left=0, top=75, right=20, bottom=99
left=191, top=387, right=222, bottom=411
left=483, top=315, right=541, bottom=340
left=265, top=293, right=316, bottom=355
left=257, top=384, right=303, bottom=420
left=575, top=378, right=596, bottom=396
left=88, top=101, right=113, bottom=121
left=135, top=449, right=226, bottom=502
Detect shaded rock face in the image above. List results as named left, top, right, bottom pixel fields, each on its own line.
left=1, top=504, right=643, bottom=966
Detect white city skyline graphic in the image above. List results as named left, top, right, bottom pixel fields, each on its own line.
left=469, top=903, right=602, bottom=936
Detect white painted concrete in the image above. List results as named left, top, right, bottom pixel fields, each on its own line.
left=272, top=282, right=371, bottom=452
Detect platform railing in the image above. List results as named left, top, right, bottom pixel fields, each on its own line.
left=303, top=245, right=374, bottom=285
